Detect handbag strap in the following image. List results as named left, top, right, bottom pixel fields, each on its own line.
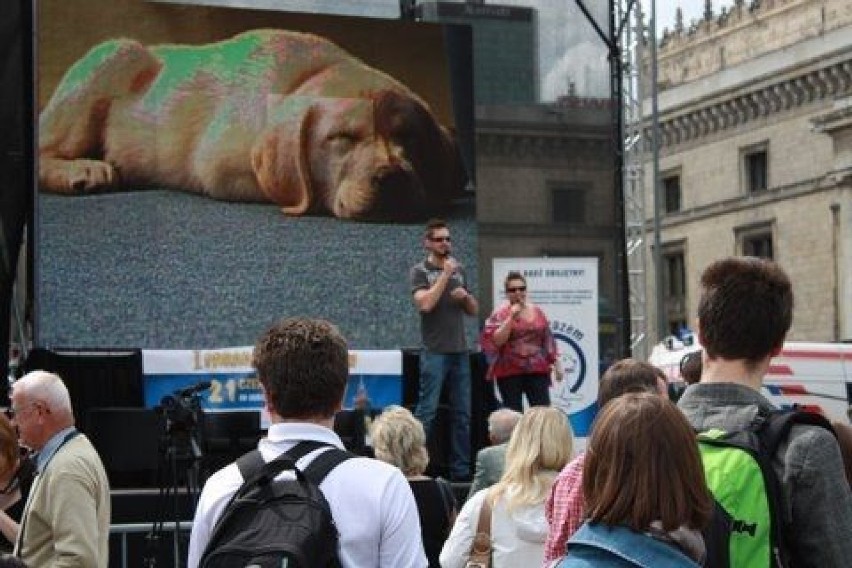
left=467, top=490, right=494, bottom=565
left=476, top=492, right=493, bottom=536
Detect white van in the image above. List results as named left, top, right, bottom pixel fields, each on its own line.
left=649, top=338, right=852, bottom=424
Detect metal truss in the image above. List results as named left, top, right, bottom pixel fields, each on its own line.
left=616, top=0, right=649, bottom=360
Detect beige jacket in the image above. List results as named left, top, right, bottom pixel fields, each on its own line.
left=16, top=434, right=110, bottom=567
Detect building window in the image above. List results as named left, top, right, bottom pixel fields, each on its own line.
left=663, top=173, right=681, bottom=213
left=743, top=233, right=773, bottom=259
left=736, top=222, right=775, bottom=260
left=662, top=246, right=687, bottom=334
left=551, top=186, right=586, bottom=224
left=664, top=252, right=685, bottom=298
left=743, top=146, right=768, bottom=193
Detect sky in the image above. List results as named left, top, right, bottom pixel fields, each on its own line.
left=166, top=0, right=737, bottom=99
left=648, top=0, right=736, bottom=33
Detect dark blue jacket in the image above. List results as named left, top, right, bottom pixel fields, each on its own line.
left=556, top=523, right=700, bottom=568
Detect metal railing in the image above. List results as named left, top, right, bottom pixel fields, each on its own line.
left=110, top=521, right=193, bottom=568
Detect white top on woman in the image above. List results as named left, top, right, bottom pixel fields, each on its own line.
left=440, top=486, right=549, bottom=568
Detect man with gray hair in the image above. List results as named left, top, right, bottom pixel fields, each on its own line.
left=466, top=407, right=522, bottom=498
left=8, top=371, right=110, bottom=566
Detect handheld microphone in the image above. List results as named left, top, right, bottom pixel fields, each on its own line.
left=446, top=256, right=461, bottom=273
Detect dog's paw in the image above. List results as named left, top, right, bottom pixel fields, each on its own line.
left=40, top=158, right=117, bottom=193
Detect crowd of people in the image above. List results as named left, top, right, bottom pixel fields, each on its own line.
left=0, top=222, right=849, bottom=566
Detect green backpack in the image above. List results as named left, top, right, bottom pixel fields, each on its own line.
left=697, top=409, right=834, bottom=568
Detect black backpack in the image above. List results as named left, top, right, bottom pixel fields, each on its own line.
left=698, top=409, right=835, bottom=568
left=198, top=440, right=353, bottom=568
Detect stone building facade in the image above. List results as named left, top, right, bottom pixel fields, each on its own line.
left=643, top=0, right=852, bottom=343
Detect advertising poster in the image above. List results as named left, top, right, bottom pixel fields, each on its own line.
left=491, top=257, right=599, bottom=437
left=143, top=347, right=403, bottom=426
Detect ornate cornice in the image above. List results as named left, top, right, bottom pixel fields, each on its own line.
left=811, top=97, right=852, bottom=133
left=648, top=59, right=852, bottom=149
left=651, top=0, right=852, bottom=88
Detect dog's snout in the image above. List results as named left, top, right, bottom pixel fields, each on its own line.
left=364, top=168, right=428, bottom=222
left=371, top=166, right=398, bottom=188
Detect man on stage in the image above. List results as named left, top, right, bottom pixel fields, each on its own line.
left=409, top=218, right=478, bottom=481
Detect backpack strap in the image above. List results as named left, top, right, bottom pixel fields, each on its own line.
left=300, top=445, right=353, bottom=486
left=750, top=409, right=835, bottom=567
left=285, top=440, right=330, bottom=461
left=236, top=449, right=267, bottom=484
left=754, top=408, right=835, bottom=456
left=234, top=440, right=353, bottom=488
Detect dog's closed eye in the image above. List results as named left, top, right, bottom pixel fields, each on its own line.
left=325, top=131, right=360, bottom=152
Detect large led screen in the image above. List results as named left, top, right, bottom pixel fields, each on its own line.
left=35, top=0, right=476, bottom=350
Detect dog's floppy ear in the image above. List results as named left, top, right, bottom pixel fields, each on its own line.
left=251, top=97, right=315, bottom=215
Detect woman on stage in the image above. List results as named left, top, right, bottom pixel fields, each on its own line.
left=481, top=271, right=560, bottom=412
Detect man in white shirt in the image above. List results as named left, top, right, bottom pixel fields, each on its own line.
left=187, top=318, right=428, bottom=568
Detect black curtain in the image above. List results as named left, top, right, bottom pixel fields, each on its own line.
left=0, top=0, right=29, bottom=401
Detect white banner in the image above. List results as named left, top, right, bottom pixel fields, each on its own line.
left=491, top=258, right=599, bottom=437
left=142, top=348, right=403, bottom=422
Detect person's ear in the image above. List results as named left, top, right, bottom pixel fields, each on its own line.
left=259, top=383, right=276, bottom=415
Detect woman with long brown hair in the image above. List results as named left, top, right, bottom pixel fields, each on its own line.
left=556, top=392, right=713, bottom=567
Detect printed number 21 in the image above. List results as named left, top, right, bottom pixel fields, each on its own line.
left=208, top=379, right=237, bottom=404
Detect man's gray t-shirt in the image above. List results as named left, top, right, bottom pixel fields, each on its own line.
left=410, top=259, right=468, bottom=353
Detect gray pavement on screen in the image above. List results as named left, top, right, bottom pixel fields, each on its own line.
left=36, top=190, right=478, bottom=351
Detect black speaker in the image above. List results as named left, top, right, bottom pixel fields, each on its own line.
left=333, top=409, right=367, bottom=456
left=86, top=407, right=163, bottom=488
left=199, top=410, right=261, bottom=478
left=25, top=348, right=144, bottom=435
left=402, top=349, right=490, bottom=478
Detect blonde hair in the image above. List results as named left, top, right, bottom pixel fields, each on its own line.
left=371, top=405, right=429, bottom=476
left=492, top=406, right=573, bottom=511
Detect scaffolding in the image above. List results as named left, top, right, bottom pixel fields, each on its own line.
left=618, top=0, right=649, bottom=360
left=574, top=0, right=649, bottom=359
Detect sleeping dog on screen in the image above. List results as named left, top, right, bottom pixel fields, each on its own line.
left=38, top=30, right=467, bottom=221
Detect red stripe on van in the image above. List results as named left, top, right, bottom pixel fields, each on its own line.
left=780, top=350, right=846, bottom=360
